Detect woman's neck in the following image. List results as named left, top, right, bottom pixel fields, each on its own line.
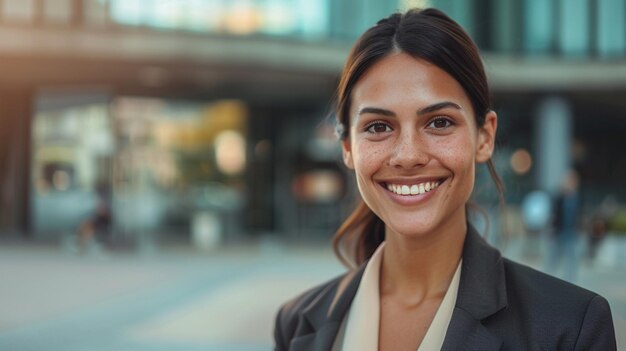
left=380, top=217, right=466, bottom=304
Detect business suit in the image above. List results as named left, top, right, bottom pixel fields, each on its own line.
left=274, top=225, right=617, bottom=350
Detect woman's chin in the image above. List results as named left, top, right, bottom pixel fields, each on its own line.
left=384, top=219, right=439, bottom=239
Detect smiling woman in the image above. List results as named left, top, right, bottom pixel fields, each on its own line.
left=342, top=54, right=495, bottom=250
left=274, top=8, right=617, bottom=351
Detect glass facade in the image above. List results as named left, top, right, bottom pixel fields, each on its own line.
left=1, top=0, right=625, bottom=241
left=2, top=0, right=625, bottom=59
left=107, top=98, right=248, bottom=243
left=1, top=0, right=36, bottom=23
left=43, top=0, right=73, bottom=24
left=31, top=95, right=113, bottom=234
left=523, top=0, right=555, bottom=54
left=559, top=0, right=589, bottom=56
left=31, top=93, right=249, bottom=242
left=105, top=0, right=332, bottom=39
left=597, top=0, right=626, bottom=57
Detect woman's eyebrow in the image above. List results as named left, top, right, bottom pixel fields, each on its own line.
left=417, top=101, right=462, bottom=115
left=357, top=107, right=396, bottom=117
left=357, top=101, right=462, bottom=118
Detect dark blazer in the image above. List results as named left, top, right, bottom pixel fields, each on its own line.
left=274, top=225, right=617, bottom=350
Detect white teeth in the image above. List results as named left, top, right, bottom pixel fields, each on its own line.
left=386, top=180, right=441, bottom=196
left=401, top=185, right=410, bottom=195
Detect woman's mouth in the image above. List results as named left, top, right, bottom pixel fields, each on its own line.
left=383, top=180, right=443, bottom=196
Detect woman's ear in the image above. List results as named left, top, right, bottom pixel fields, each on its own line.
left=476, top=111, right=497, bottom=163
left=342, top=138, right=354, bottom=169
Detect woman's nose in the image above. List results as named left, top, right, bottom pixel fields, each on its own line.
left=388, top=131, right=429, bottom=169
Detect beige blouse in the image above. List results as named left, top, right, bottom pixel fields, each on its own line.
left=332, top=242, right=462, bottom=351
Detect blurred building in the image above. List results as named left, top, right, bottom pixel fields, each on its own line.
left=1, top=0, right=625, bottom=244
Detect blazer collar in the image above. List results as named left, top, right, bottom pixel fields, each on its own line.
left=290, top=223, right=508, bottom=351
left=441, top=224, right=508, bottom=350
left=290, top=266, right=365, bottom=351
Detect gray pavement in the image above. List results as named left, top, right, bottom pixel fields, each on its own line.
left=0, top=236, right=624, bottom=351
left=0, top=242, right=343, bottom=351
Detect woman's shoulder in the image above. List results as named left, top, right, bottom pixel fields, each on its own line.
left=278, top=272, right=347, bottom=318
left=502, top=258, right=598, bottom=304
left=504, top=259, right=612, bottom=328
left=276, top=265, right=363, bottom=318
left=274, top=271, right=350, bottom=349
left=499, top=258, right=615, bottom=349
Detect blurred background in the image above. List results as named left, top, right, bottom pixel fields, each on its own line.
left=0, top=0, right=625, bottom=350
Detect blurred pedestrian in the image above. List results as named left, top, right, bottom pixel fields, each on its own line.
left=274, top=8, right=616, bottom=351
left=546, top=169, right=581, bottom=282
left=521, top=190, right=551, bottom=259
left=77, top=181, right=112, bottom=252
left=587, top=195, right=618, bottom=264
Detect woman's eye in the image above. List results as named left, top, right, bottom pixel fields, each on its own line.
left=427, top=117, right=452, bottom=129
left=365, top=122, right=392, bottom=134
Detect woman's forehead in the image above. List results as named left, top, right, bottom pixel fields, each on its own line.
left=350, top=53, right=472, bottom=114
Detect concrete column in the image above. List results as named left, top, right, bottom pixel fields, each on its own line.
left=535, top=96, right=573, bottom=194
left=0, top=88, right=33, bottom=237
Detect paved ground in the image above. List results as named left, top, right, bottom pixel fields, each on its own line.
left=0, top=236, right=624, bottom=351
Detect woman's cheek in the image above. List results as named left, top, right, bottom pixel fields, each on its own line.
left=437, top=134, right=475, bottom=166
left=354, top=140, right=384, bottom=169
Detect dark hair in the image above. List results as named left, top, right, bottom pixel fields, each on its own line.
left=333, top=8, right=505, bottom=268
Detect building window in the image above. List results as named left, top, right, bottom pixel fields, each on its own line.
left=523, top=0, right=555, bottom=55
left=492, top=0, right=517, bottom=54
left=558, top=0, right=589, bottom=56
left=43, top=0, right=72, bottom=24
left=1, top=0, right=36, bottom=23
left=597, top=0, right=626, bottom=57
left=84, top=0, right=109, bottom=27
left=432, top=0, right=475, bottom=39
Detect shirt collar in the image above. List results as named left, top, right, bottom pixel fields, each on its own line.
left=338, top=242, right=462, bottom=351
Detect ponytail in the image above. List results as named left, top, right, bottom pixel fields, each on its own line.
left=332, top=201, right=384, bottom=268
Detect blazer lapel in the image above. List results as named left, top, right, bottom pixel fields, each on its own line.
left=289, top=266, right=365, bottom=351
left=441, top=225, right=507, bottom=351
left=441, top=308, right=502, bottom=350
left=288, top=224, right=506, bottom=351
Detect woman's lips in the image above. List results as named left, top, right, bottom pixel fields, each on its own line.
left=378, top=178, right=447, bottom=204
left=384, top=180, right=441, bottom=196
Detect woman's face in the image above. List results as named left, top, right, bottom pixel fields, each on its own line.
left=342, top=53, right=496, bottom=238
